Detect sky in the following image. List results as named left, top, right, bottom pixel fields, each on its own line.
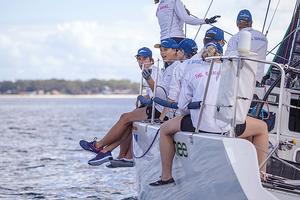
left=0, top=0, right=297, bottom=82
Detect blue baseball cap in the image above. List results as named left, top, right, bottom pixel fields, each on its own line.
left=154, top=38, right=178, bottom=49
left=136, top=47, right=152, bottom=58
left=237, top=9, right=252, bottom=23
left=205, top=42, right=223, bottom=54
left=204, top=27, right=224, bottom=42
left=178, top=38, right=198, bottom=55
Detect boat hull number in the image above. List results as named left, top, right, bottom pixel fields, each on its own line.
left=174, top=141, right=188, bottom=157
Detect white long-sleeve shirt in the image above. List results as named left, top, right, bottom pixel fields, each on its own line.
left=178, top=58, right=230, bottom=133
left=156, top=0, right=206, bottom=40
left=155, top=61, right=178, bottom=112
left=168, top=60, right=188, bottom=101
left=225, top=27, right=268, bottom=82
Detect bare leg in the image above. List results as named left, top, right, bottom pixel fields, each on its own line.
left=102, top=125, right=132, bottom=155
left=159, top=116, right=183, bottom=180
left=95, top=107, right=148, bottom=149
left=238, top=116, right=269, bottom=172
left=121, top=132, right=133, bottom=159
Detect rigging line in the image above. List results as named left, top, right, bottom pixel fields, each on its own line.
left=209, top=24, right=233, bottom=36
left=193, top=0, right=214, bottom=41
left=262, top=0, right=272, bottom=34
left=266, top=26, right=300, bottom=56
left=265, top=0, right=280, bottom=37
left=268, top=51, right=289, bottom=62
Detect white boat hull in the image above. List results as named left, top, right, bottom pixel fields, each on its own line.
left=133, top=122, right=299, bottom=200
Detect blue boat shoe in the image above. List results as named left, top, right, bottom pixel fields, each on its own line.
left=79, top=140, right=100, bottom=154
left=88, top=151, right=113, bottom=166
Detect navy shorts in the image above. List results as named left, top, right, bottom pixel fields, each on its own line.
left=180, top=114, right=196, bottom=132
left=146, top=105, right=168, bottom=121
left=235, top=122, right=246, bottom=137
left=180, top=114, right=224, bottom=134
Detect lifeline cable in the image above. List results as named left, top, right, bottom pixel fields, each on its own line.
left=133, top=128, right=160, bottom=159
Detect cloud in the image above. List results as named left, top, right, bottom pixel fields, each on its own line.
left=0, top=15, right=160, bottom=81
left=0, top=0, right=297, bottom=81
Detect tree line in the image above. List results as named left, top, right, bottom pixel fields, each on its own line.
left=0, top=79, right=139, bottom=95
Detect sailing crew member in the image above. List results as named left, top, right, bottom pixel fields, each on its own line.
left=203, top=26, right=226, bottom=47
left=150, top=41, right=269, bottom=186
left=79, top=39, right=180, bottom=167
left=136, top=47, right=161, bottom=100
left=154, top=0, right=220, bottom=43
left=150, top=42, right=227, bottom=186
left=159, top=38, right=198, bottom=120
left=225, top=9, right=268, bottom=83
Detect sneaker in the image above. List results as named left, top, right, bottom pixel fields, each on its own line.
left=109, top=158, right=135, bottom=168
left=79, top=140, right=100, bottom=154
left=149, top=178, right=175, bottom=186
left=88, top=151, right=113, bottom=166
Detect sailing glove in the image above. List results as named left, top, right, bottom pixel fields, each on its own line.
left=205, top=15, right=221, bottom=24
left=142, top=68, right=152, bottom=80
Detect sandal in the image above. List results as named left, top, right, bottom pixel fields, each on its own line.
left=149, top=178, right=175, bottom=186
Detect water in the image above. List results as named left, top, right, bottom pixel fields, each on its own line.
left=0, top=97, right=137, bottom=200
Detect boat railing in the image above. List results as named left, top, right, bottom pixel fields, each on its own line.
left=198, top=55, right=286, bottom=169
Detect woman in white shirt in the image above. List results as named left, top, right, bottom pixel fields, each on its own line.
left=79, top=39, right=180, bottom=166
left=150, top=41, right=269, bottom=186
left=155, top=0, right=220, bottom=43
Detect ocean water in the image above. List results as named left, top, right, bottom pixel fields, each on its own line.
left=0, top=97, right=137, bottom=200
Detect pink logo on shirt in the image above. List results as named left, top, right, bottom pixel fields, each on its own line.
left=195, top=71, right=220, bottom=79
left=195, top=73, right=204, bottom=79
left=158, top=5, right=169, bottom=11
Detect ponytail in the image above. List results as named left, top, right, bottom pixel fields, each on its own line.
left=201, top=46, right=221, bottom=60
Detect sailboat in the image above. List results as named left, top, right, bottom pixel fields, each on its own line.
left=131, top=0, right=300, bottom=199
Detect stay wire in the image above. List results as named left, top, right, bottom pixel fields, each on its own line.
left=262, top=0, right=272, bottom=34
left=193, top=0, right=214, bottom=41
left=265, top=0, right=280, bottom=37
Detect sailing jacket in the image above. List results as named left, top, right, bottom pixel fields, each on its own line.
left=225, top=27, right=268, bottom=82
left=178, top=56, right=230, bottom=133
left=156, top=0, right=205, bottom=40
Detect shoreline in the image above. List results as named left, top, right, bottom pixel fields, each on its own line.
left=0, top=94, right=138, bottom=99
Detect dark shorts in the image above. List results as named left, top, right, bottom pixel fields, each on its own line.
left=180, top=115, right=222, bottom=134
left=180, top=114, right=196, bottom=132
left=145, top=105, right=168, bottom=121
left=235, top=122, right=247, bottom=137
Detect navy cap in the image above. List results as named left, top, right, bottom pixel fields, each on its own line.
left=136, top=47, right=152, bottom=58
left=204, top=27, right=224, bottom=42
left=237, top=9, right=252, bottom=22
left=205, top=42, right=223, bottom=54
left=178, top=38, right=198, bottom=55
left=154, top=38, right=178, bottom=49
